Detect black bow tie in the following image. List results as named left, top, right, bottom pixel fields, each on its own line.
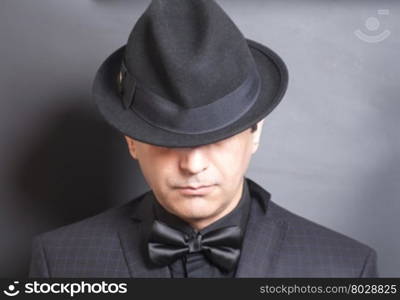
left=147, top=220, right=242, bottom=272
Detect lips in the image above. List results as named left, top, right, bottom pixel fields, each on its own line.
left=175, top=184, right=216, bottom=195
left=178, top=185, right=211, bottom=189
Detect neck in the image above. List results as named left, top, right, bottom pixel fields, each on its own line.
left=187, top=178, right=245, bottom=231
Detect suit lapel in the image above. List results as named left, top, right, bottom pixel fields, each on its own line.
left=235, top=179, right=288, bottom=277
left=118, top=192, right=170, bottom=278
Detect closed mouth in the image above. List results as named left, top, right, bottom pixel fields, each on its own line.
left=176, top=184, right=215, bottom=189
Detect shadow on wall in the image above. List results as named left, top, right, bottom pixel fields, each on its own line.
left=9, top=101, right=146, bottom=276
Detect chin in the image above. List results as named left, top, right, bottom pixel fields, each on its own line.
left=184, top=209, right=214, bottom=219
left=185, top=207, right=223, bottom=222
left=163, top=193, right=223, bottom=220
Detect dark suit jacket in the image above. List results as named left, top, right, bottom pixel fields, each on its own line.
left=29, top=179, right=378, bottom=277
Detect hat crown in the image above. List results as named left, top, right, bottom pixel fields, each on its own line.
left=125, top=0, right=256, bottom=108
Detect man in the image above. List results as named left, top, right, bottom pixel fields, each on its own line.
left=29, top=0, right=378, bottom=277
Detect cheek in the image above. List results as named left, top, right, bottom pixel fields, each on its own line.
left=215, top=142, right=253, bottom=179
left=138, top=151, right=178, bottom=193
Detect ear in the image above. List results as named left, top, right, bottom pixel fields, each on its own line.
left=124, top=136, right=138, bottom=159
left=251, top=119, right=264, bottom=154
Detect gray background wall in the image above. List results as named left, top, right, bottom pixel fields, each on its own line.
left=0, top=0, right=398, bottom=277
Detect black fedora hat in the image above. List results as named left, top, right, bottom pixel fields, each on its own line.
left=93, top=0, right=288, bottom=148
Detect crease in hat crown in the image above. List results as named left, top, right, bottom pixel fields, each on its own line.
left=122, top=0, right=260, bottom=110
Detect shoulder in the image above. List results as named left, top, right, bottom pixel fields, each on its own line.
left=248, top=176, right=376, bottom=257
left=29, top=193, right=148, bottom=277
left=246, top=177, right=378, bottom=276
left=267, top=200, right=370, bottom=250
left=266, top=200, right=378, bottom=276
left=34, top=192, right=147, bottom=244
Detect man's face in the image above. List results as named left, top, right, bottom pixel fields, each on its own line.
left=125, top=120, right=264, bottom=229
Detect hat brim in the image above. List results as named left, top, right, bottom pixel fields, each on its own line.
left=92, top=39, right=288, bottom=148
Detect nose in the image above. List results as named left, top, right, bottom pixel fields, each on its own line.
left=178, top=147, right=209, bottom=175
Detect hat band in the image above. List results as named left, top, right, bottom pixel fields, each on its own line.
left=120, top=65, right=261, bottom=135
